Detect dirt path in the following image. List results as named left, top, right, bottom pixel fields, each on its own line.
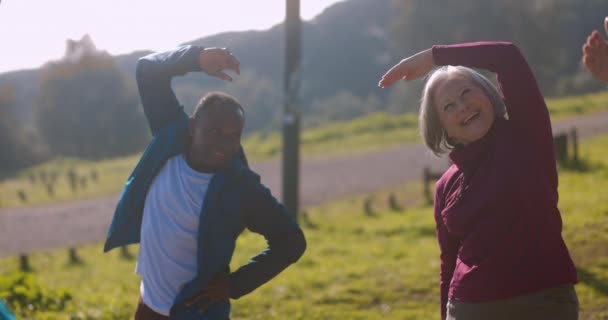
left=1, top=112, right=607, bottom=257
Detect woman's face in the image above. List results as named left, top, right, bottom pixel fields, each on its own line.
left=433, top=73, right=496, bottom=146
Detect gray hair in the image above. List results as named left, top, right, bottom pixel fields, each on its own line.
left=419, top=66, right=506, bottom=156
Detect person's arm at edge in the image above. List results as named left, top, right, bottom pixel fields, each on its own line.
left=582, top=17, right=608, bottom=83
left=135, top=45, right=204, bottom=136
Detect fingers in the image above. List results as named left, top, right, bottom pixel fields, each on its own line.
left=185, top=291, right=209, bottom=307
left=378, top=64, right=405, bottom=88
left=583, top=31, right=601, bottom=50
left=379, top=50, right=433, bottom=88
left=377, top=77, right=395, bottom=88
left=583, top=49, right=599, bottom=72
left=583, top=43, right=595, bottom=56
left=186, top=291, right=223, bottom=314
left=219, top=48, right=240, bottom=75
left=197, top=299, right=216, bottom=314
left=583, top=55, right=596, bottom=69
left=227, top=53, right=240, bottom=75
left=583, top=32, right=602, bottom=57
left=200, top=47, right=240, bottom=80
left=604, top=16, right=608, bottom=36
left=379, top=65, right=420, bottom=88
left=196, top=295, right=227, bottom=314
left=209, top=70, right=233, bottom=82
left=591, top=31, right=603, bottom=46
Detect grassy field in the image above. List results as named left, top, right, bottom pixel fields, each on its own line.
left=1, top=133, right=608, bottom=319
left=1, top=90, right=608, bottom=209
left=245, top=90, right=608, bottom=159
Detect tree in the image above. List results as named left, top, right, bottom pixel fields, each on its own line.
left=36, top=35, right=148, bottom=159
left=0, top=85, right=44, bottom=175
left=307, top=91, right=384, bottom=126
left=0, top=85, right=21, bottom=173
left=389, top=0, right=594, bottom=95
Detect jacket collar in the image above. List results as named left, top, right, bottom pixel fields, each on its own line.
left=449, top=117, right=502, bottom=173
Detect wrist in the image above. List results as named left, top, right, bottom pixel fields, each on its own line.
left=183, top=45, right=204, bottom=73
left=227, top=273, right=239, bottom=299
left=199, top=47, right=217, bottom=74
left=423, top=48, right=435, bottom=68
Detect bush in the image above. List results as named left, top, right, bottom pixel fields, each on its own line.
left=0, top=272, right=72, bottom=316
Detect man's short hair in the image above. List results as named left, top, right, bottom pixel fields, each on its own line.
left=192, top=92, right=245, bottom=122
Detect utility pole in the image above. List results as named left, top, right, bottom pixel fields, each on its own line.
left=283, top=0, right=301, bottom=218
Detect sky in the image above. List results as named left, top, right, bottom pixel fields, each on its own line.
left=0, top=0, right=345, bottom=73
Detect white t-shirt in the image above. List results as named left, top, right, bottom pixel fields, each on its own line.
left=136, top=154, right=213, bottom=316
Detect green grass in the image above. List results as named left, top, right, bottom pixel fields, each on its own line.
left=0, top=156, right=140, bottom=208
left=243, top=112, right=422, bottom=160
left=2, top=90, right=608, bottom=209
left=555, top=136, right=608, bottom=319
left=547, top=91, right=608, bottom=120
left=244, top=90, right=608, bottom=159
left=2, top=134, right=608, bottom=319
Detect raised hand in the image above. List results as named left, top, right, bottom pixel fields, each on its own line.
left=378, top=48, right=434, bottom=88
left=200, top=47, right=241, bottom=82
left=582, top=17, right=608, bottom=83
left=184, top=272, right=231, bottom=314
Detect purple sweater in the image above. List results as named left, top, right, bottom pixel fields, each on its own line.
left=432, top=42, right=578, bottom=319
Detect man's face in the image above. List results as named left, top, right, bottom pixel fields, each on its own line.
left=188, top=106, right=244, bottom=171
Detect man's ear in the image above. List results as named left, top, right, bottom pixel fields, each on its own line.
left=188, top=117, right=196, bottom=137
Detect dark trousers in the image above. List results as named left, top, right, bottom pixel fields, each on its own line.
left=134, top=297, right=169, bottom=320
left=446, top=285, right=579, bottom=320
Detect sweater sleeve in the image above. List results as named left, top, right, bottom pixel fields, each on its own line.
left=135, top=45, right=204, bottom=136
left=432, top=42, right=555, bottom=168
left=228, top=171, right=306, bottom=299
left=434, top=181, right=459, bottom=320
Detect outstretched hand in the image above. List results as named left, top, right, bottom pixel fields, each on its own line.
left=184, top=272, right=231, bottom=314
left=582, top=17, right=608, bottom=83
left=378, top=48, right=434, bottom=88
left=200, top=48, right=240, bottom=82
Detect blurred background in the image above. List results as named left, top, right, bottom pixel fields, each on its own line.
left=1, top=0, right=606, bottom=175
left=1, top=0, right=608, bottom=319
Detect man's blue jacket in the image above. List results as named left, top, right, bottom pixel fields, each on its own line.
left=103, top=45, right=306, bottom=320
left=0, top=301, right=15, bottom=320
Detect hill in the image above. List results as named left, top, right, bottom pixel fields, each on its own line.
left=1, top=0, right=395, bottom=132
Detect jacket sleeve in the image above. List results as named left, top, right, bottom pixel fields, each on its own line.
left=135, top=45, right=204, bottom=136
left=228, top=172, right=307, bottom=299
left=432, top=42, right=555, bottom=174
left=434, top=182, right=459, bottom=320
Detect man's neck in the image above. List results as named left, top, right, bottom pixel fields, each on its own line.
left=185, top=152, right=218, bottom=174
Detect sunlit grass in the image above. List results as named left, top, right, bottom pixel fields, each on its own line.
left=547, top=90, right=608, bottom=119
left=556, top=135, right=608, bottom=319
left=0, top=156, right=139, bottom=208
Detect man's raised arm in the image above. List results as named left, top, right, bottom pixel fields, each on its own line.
left=136, top=45, right=204, bottom=135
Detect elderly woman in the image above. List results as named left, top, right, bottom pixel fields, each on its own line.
left=379, top=42, right=579, bottom=320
